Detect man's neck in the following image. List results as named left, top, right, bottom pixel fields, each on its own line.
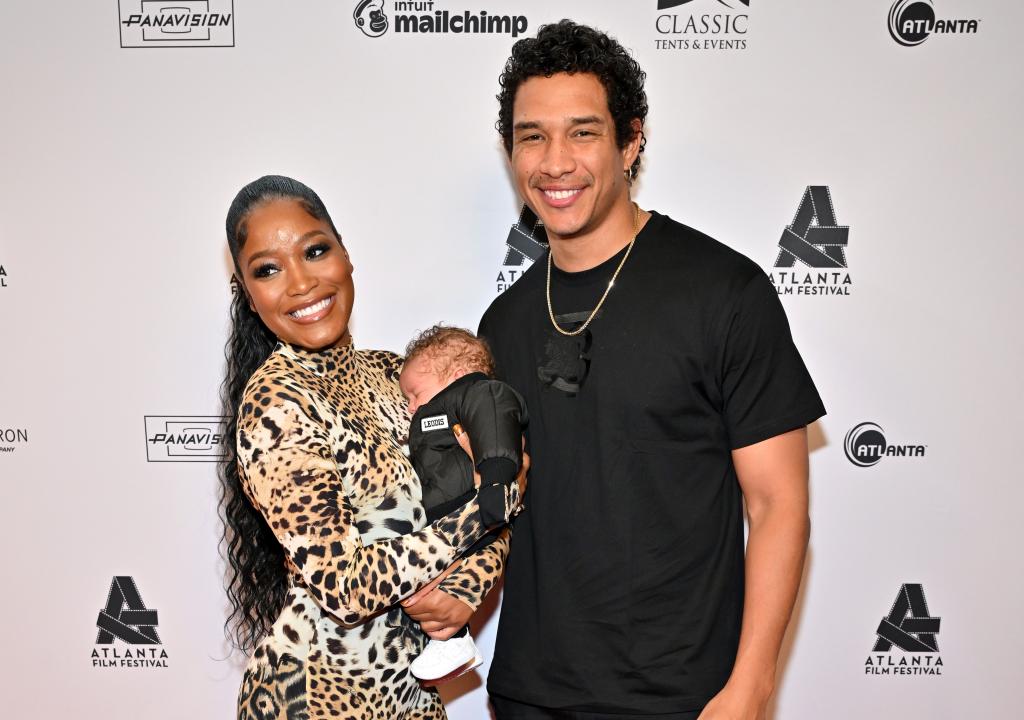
left=548, top=198, right=649, bottom=273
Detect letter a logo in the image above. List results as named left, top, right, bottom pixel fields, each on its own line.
left=504, top=204, right=548, bottom=267
left=774, top=186, right=850, bottom=269
left=873, top=583, right=940, bottom=652
left=96, top=576, right=161, bottom=645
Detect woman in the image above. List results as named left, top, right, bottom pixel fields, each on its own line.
left=219, top=175, right=518, bottom=719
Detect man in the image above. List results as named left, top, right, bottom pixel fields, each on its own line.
left=478, top=20, right=826, bottom=719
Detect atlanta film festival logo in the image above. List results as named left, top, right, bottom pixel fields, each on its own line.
left=144, top=415, right=226, bottom=462
left=0, top=263, right=7, bottom=288
left=888, top=1, right=979, bottom=47
left=768, top=186, right=852, bottom=297
left=655, top=0, right=751, bottom=52
left=865, top=583, right=943, bottom=676
left=497, top=205, right=547, bottom=294
left=353, top=1, right=528, bottom=38
left=92, top=576, right=169, bottom=669
left=844, top=422, right=926, bottom=467
left=117, top=0, right=235, bottom=48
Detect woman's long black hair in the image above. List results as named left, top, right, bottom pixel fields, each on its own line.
left=219, top=175, right=342, bottom=653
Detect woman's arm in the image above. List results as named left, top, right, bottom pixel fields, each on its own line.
left=237, top=392, right=519, bottom=627
left=402, top=530, right=510, bottom=639
left=438, top=528, right=509, bottom=611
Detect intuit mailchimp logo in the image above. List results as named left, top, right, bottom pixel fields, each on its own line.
left=354, top=0, right=389, bottom=37
left=354, top=0, right=527, bottom=38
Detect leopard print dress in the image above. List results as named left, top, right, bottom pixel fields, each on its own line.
left=234, top=341, right=513, bottom=720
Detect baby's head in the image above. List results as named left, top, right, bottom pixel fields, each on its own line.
left=399, top=325, right=495, bottom=415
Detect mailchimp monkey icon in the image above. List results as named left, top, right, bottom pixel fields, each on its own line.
left=354, top=0, right=388, bottom=37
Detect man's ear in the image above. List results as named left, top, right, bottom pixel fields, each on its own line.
left=623, top=118, right=644, bottom=171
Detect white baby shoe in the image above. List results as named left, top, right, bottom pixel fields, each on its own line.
left=410, top=634, right=483, bottom=685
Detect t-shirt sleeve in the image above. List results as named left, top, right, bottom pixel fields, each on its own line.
left=719, top=270, right=826, bottom=449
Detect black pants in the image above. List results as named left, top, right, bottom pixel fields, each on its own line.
left=490, top=695, right=702, bottom=720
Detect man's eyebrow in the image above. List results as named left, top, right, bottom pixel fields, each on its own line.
left=513, top=120, right=542, bottom=131
left=513, top=116, right=605, bottom=132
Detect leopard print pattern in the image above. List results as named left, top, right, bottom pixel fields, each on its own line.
left=235, top=341, right=514, bottom=719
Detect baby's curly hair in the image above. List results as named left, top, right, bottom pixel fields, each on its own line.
left=404, top=325, right=495, bottom=379
left=496, top=19, right=649, bottom=180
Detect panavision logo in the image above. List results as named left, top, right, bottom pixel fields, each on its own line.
left=118, top=0, right=235, bottom=48
left=888, top=1, right=979, bottom=47
left=354, top=1, right=528, bottom=38
left=93, top=576, right=169, bottom=669
left=655, top=0, right=751, bottom=52
left=844, top=422, right=926, bottom=467
left=498, top=205, right=547, bottom=294
left=144, top=416, right=226, bottom=462
left=769, top=186, right=852, bottom=297
left=0, top=427, right=28, bottom=454
left=865, top=583, right=942, bottom=676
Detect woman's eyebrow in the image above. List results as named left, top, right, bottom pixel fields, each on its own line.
left=246, top=230, right=329, bottom=265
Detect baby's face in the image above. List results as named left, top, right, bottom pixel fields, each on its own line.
left=399, top=353, right=452, bottom=415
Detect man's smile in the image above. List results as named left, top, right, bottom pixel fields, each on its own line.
left=539, top=186, right=585, bottom=208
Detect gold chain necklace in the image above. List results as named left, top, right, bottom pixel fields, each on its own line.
left=546, top=203, right=641, bottom=337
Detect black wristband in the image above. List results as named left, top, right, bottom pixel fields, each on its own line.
left=477, top=482, right=508, bottom=528
left=478, top=457, right=517, bottom=489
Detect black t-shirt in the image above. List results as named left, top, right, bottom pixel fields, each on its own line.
left=479, top=211, right=826, bottom=714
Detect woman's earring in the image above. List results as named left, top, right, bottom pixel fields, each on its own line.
left=623, top=168, right=632, bottom=184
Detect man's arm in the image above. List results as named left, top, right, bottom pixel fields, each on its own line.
left=699, top=427, right=810, bottom=720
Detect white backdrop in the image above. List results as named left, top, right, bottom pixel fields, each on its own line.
left=1, top=1, right=1022, bottom=718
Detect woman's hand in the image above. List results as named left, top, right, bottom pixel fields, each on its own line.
left=400, top=560, right=473, bottom=639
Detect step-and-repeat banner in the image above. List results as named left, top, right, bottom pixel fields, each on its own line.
left=1, top=1, right=1021, bottom=717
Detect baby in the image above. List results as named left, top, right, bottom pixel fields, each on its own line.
left=399, top=325, right=527, bottom=684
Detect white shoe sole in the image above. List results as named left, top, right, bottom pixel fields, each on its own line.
left=416, top=653, right=483, bottom=687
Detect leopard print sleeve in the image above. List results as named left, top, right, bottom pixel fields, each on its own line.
left=438, top=528, right=510, bottom=611
left=236, top=379, right=516, bottom=627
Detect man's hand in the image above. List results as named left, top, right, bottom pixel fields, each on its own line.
left=701, top=426, right=809, bottom=720
left=696, top=681, right=770, bottom=720
left=452, top=424, right=481, bottom=488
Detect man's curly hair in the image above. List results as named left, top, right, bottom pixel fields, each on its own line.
left=404, top=325, right=495, bottom=379
left=496, top=19, right=649, bottom=180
